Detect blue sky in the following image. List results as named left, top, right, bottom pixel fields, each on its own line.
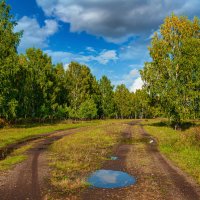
left=8, top=0, right=200, bottom=91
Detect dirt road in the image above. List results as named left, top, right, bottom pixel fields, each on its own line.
left=0, top=127, right=91, bottom=200
left=81, top=122, right=200, bottom=200
left=0, top=122, right=200, bottom=200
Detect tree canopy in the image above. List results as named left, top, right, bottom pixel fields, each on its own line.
left=0, top=0, right=22, bottom=120
left=1, top=1, right=199, bottom=125
left=141, top=14, right=200, bottom=127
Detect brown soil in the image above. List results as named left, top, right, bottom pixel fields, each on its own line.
left=81, top=122, right=200, bottom=200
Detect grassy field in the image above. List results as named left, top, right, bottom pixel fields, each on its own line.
left=0, top=119, right=131, bottom=172
left=47, top=123, right=125, bottom=198
left=0, top=119, right=131, bottom=149
left=143, top=119, right=200, bottom=184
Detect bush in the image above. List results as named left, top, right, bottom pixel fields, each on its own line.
left=78, top=99, right=97, bottom=120
left=54, top=105, right=69, bottom=119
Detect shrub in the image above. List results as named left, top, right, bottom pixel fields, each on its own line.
left=78, top=99, right=97, bottom=120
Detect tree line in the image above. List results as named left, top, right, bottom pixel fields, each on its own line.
left=1, top=0, right=200, bottom=126
left=0, top=1, right=152, bottom=122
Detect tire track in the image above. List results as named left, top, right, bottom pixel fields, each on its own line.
left=0, top=126, right=92, bottom=200
left=81, top=122, right=200, bottom=200
left=140, top=125, right=200, bottom=200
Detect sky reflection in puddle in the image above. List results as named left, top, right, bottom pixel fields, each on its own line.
left=110, top=156, right=118, bottom=160
left=87, top=169, right=136, bottom=188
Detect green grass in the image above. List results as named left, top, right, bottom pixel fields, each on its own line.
left=0, top=119, right=131, bottom=149
left=0, top=155, right=26, bottom=171
left=0, top=143, right=33, bottom=170
left=47, top=123, right=124, bottom=197
left=144, top=120, right=200, bottom=184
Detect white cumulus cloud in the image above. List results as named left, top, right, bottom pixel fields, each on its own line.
left=45, top=49, right=118, bottom=65
left=15, top=16, right=58, bottom=52
left=86, top=47, right=96, bottom=52
left=130, top=77, right=144, bottom=92
left=96, top=50, right=118, bottom=64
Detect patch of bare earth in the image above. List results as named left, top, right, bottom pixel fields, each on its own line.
left=0, top=147, right=48, bottom=200
left=81, top=122, right=200, bottom=200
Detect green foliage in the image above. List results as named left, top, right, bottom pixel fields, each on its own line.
left=65, top=62, right=102, bottom=119
left=3, top=1, right=199, bottom=123
left=78, top=99, right=98, bottom=120
left=66, top=62, right=96, bottom=110
left=16, top=48, right=54, bottom=118
left=0, top=0, right=22, bottom=120
left=99, top=76, right=115, bottom=118
left=114, top=84, right=131, bottom=118
left=51, top=63, right=68, bottom=113
left=0, top=1, right=153, bottom=122
left=141, top=14, right=200, bottom=126
left=130, top=89, right=153, bottom=119
left=54, top=105, right=69, bottom=119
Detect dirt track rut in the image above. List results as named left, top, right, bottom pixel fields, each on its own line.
left=0, top=127, right=90, bottom=200
left=81, top=122, right=200, bottom=200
